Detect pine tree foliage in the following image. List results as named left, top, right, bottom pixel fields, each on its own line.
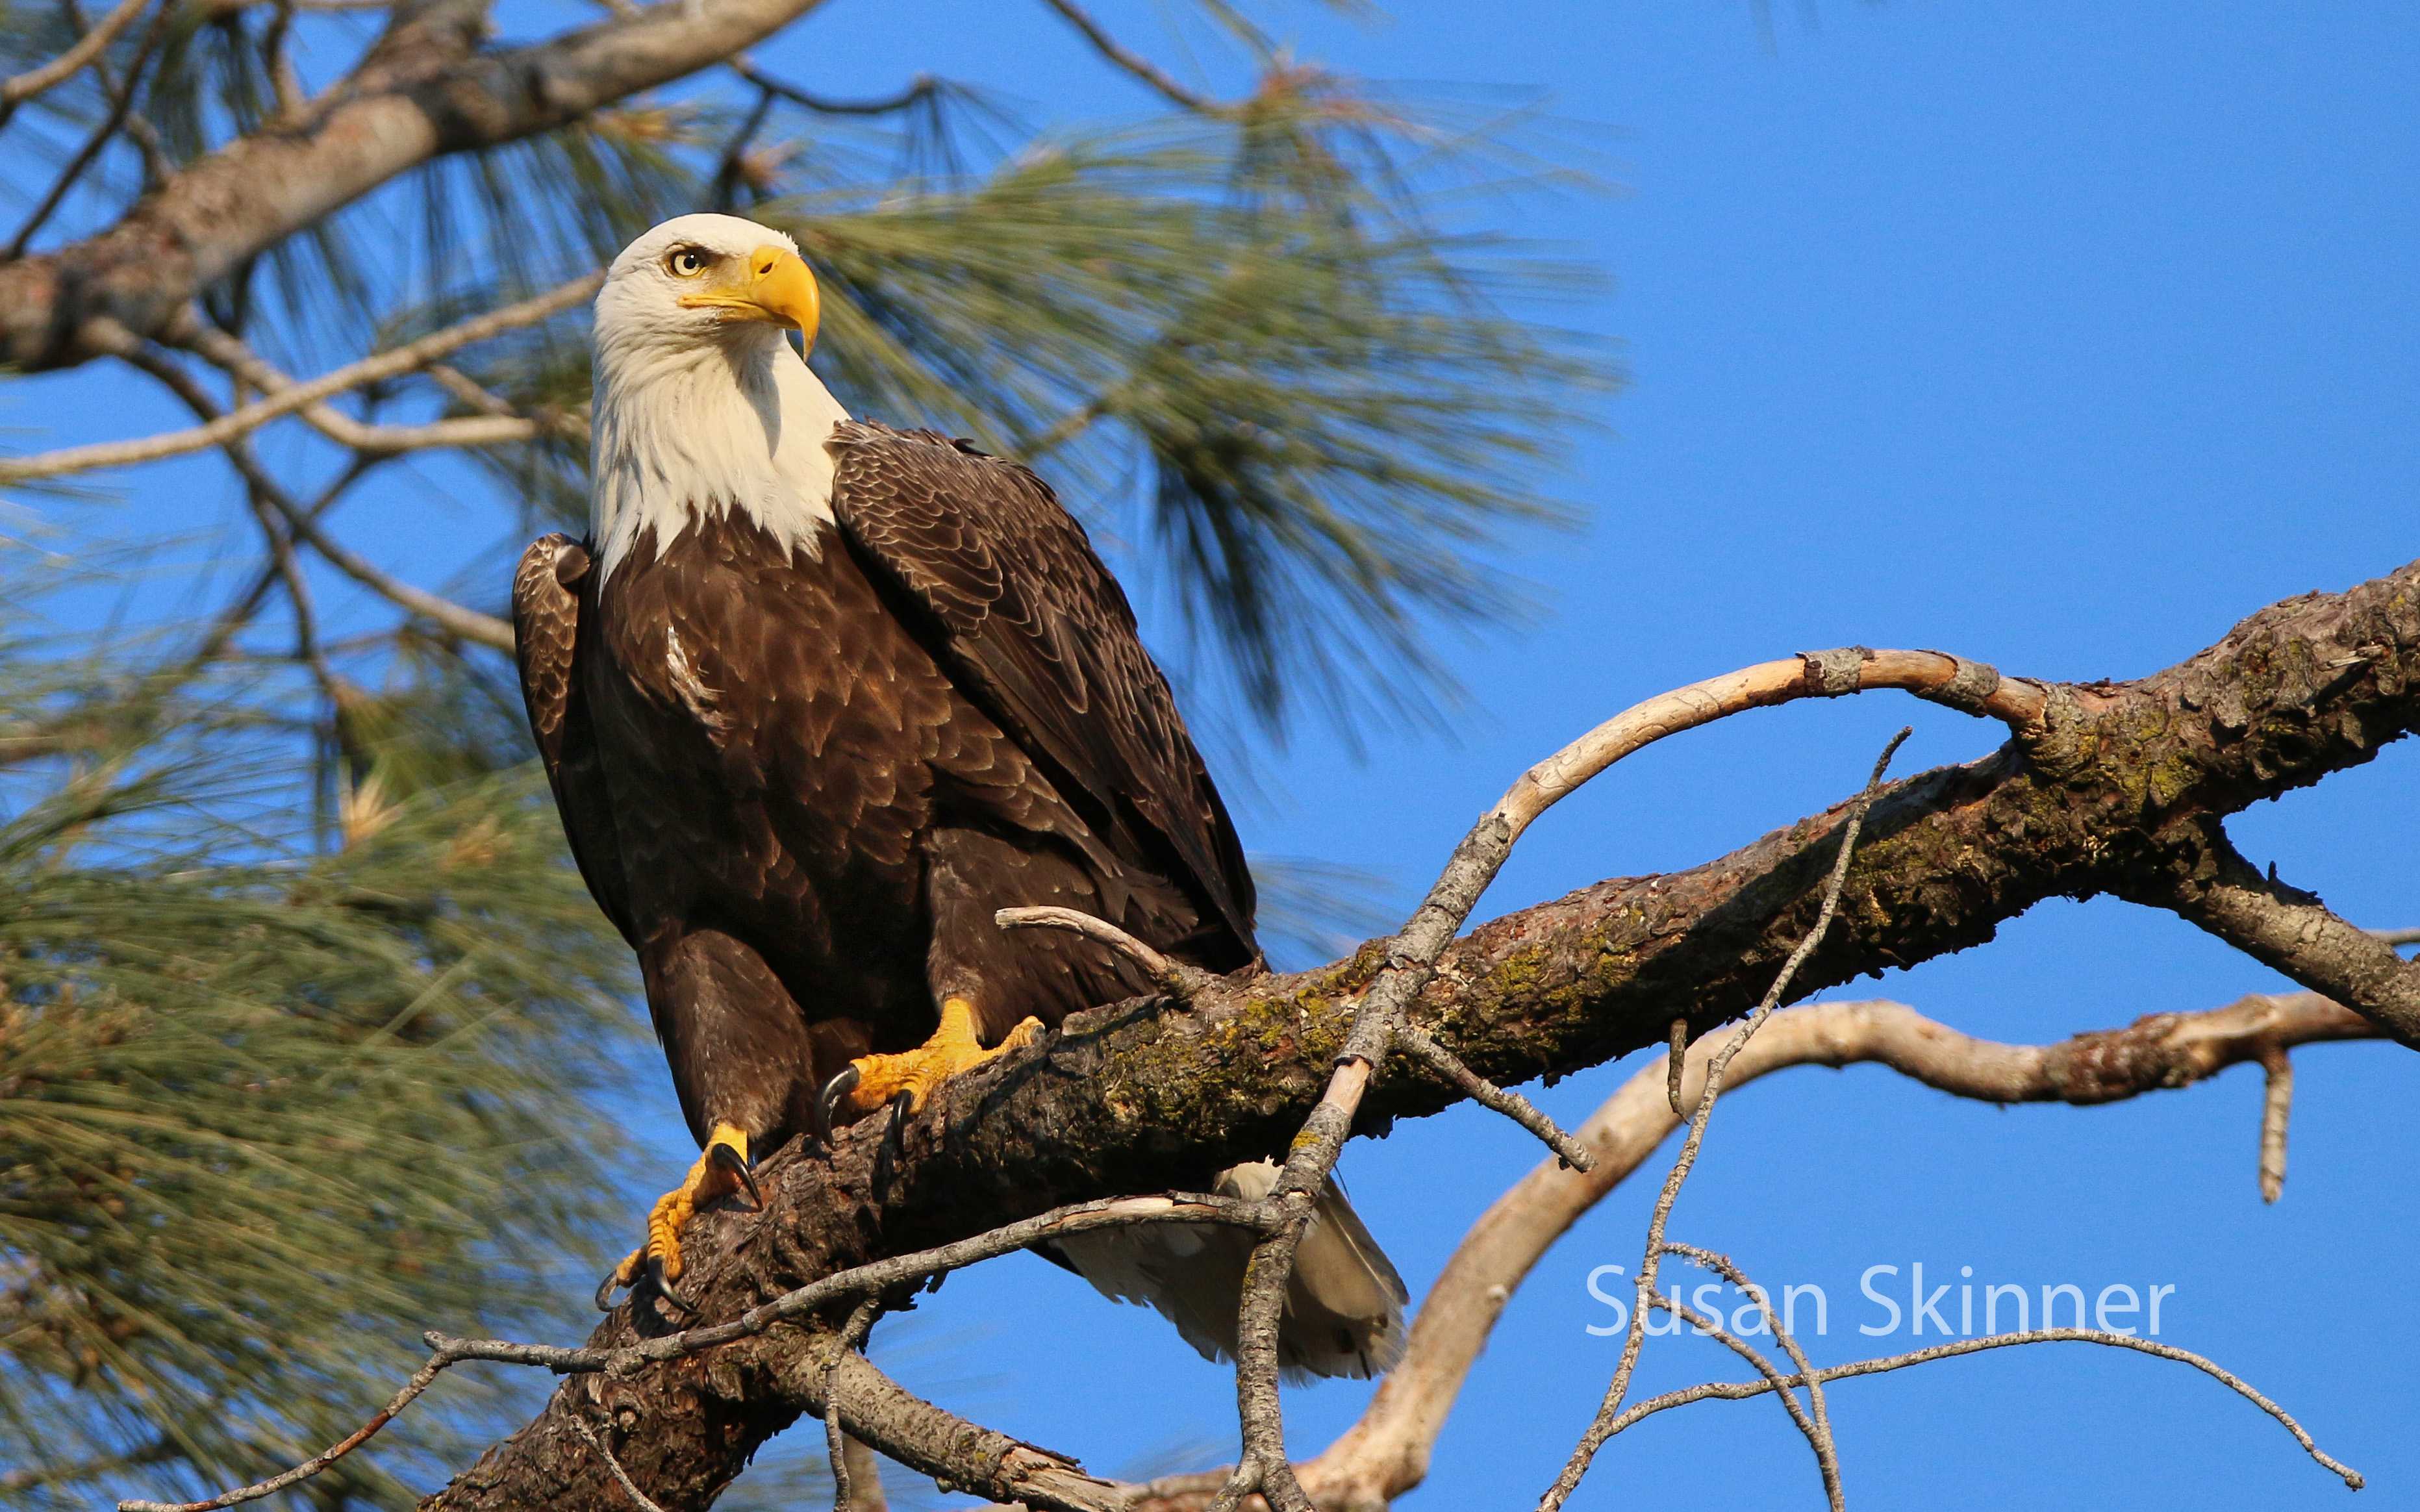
left=0, top=1, right=1611, bottom=1503
left=0, top=588, right=637, bottom=1509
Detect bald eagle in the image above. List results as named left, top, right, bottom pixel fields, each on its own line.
left=513, top=214, right=1405, bottom=1379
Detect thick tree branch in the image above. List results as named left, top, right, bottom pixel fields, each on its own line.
left=0, top=0, right=830, bottom=370
left=405, top=561, right=2417, bottom=1512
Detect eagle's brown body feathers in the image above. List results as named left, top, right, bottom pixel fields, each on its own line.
left=516, top=420, right=1403, bottom=1378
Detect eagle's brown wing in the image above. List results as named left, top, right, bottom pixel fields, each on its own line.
left=827, top=420, right=1258, bottom=964
left=512, top=533, right=638, bottom=948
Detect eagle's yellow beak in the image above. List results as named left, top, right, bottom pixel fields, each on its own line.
left=681, top=245, right=821, bottom=352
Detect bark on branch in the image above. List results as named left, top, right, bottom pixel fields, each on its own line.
left=0, top=0, right=831, bottom=371
left=412, top=559, right=2420, bottom=1512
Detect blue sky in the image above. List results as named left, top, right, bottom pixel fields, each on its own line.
left=10, top=2, right=2416, bottom=1507
left=816, top=6, right=2417, bottom=1507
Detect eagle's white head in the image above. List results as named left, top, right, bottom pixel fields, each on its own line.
left=588, top=212, right=853, bottom=581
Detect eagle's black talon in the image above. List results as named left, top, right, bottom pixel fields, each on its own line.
left=871, top=1088, right=916, bottom=1196
left=709, top=1140, right=763, bottom=1211
left=818, top=1065, right=861, bottom=1137
left=642, top=1255, right=697, bottom=1318
left=594, top=1268, right=628, bottom=1311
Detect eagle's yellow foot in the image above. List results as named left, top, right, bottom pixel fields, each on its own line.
left=819, top=996, right=1042, bottom=1131
left=594, top=1121, right=761, bottom=1313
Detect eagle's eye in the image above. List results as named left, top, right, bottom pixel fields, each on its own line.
left=666, top=247, right=712, bottom=279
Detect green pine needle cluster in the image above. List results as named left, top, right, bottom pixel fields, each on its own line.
left=0, top=601, right=638, bottom=1509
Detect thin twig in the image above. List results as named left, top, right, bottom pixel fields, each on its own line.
left=260, top=0, right=303, bottom=118
left=1647, top=1290, right=1839, bottom=1508
left=1661, top=1241, right=1842, bottom=1509
left=1599, top=1329, right=2362, bottom=1491
left=4, top=0, right=172, bottom=257
left=1037, top=0, right=1228, bottom=115
left=1541, top=727, right=1909, bottom=1512
left=116, top=1344, right=468, bottom=1511
left=824, top=1296, right=883, bottom=1512
left=1395, top=1023, right=1592, bottom=1170
left=730, top=56, right=950, bottom=116
left=173, top=318, right=564, bottom=455
left=1, top=275, right=601, bottom=482
left=1665, top=1017, right=1689, bottom=1118
left=123, top=1194, right=1253, bottom=1512
left=105, top=338, right=340, bottom=694
left=0, top=0, right=149, bottom=117
left=58, top=0, right=171, bottom=186
left=2258, top=1046, right=2293, bottom=1203
left=90, top=322, right=519, bottom=650
left=570, top=1415, right=668, bottom=1512
left=995, top=905, right=1216, bottom=997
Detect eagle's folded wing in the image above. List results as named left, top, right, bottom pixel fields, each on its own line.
left=827, top=421, right=1259, bottom=966
left=512, top=533, right=639, bottom=948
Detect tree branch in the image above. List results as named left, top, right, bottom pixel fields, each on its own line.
left=1, top=276, right=599, bottom=483
left=0, top=0, right=833, bottom=370
left=1544, top=729, right=1904, bottom=1512
left=0, top=0, right=151, bottom=119
left=1599, top=1330, right=2360, bottom=1491
left=1115, top=988, right=2371, bottom=1512
left=1035, top=0, right=1226, bottom=116
left=172, top=317, right=573, bottom=456
left=390, top=560, right=2417, bottom=1511
left=85, top=318, right=519, bottom=651
left=2128, top=815, right=2420, bottom=1047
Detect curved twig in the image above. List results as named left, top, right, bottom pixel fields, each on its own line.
left=1539, top=729, right=1907, bottom=1512
left=0, top=0, right=151, bottom=117
left=996, top=905, right=1217, bottom=998
left=1601, top=1330, right=2361, bottom=1491
left=1, top=275, right=600, bottom=483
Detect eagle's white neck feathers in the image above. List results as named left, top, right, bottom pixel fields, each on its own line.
left=587, top=215, right=852, bottom=581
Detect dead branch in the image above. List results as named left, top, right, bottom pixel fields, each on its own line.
left=1642, top=1289, right=1841, bottom=1507
left=1660, top=1241, right=1842, bottom=1508
left=1131, top=990, right=2371, bottom=1512
left=1598, top=1329, right=2360, bottom=1491
left=1392, top=1024, right=1591, bottom=1170
left=1543, top=729, right=1904, bottom=1512
left=2258, top=1046, right=2293, bottom=1203
left=195, top=561, right=2412, bottom=1512
left=995, top=906, right=1217, bottom=998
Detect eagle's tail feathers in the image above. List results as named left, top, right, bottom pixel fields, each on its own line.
left=1048, top=1160, right=1407, bottom=1381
